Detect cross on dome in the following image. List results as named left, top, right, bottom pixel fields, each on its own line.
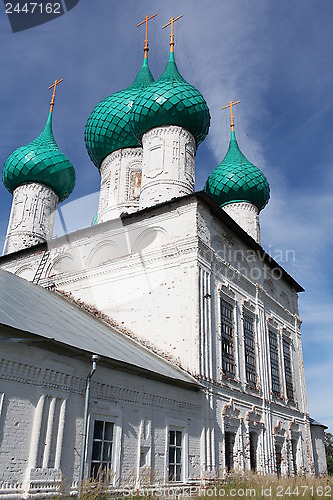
left=137, top=13, right=157, bottom=59
left=221, top=100, right=240, bottom=131
left=162, top=14, right=183, bottom=53
left=48, top=78, right=63, bottom=114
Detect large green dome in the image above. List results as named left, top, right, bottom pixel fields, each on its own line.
left=2, top=112, right=75, bottom=202
left=85, top=58, right=154, bottom=168
left=204, top=130, right=270, bottom=211
left=130, top=52, right=210, bottom=146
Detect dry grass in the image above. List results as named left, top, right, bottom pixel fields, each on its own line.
left=52, top=471, right=333, bottom=499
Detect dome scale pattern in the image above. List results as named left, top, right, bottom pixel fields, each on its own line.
left=2, top=112, right=75, bottom=202
left=130, top=51, right=210, bottom=146
left=85, top=58, right=154, bottom=168
left=204, top=131, right=270, bottom=211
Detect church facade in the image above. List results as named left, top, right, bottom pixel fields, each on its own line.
left=0, top=16, right=327, bottom=497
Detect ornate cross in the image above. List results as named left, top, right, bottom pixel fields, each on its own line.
left=162, top=14, right=183, bottom=52
left=48, top=78, right=63, bottom=113
left=222, top=100, right=241, bottom=131
left=137, top=13, right=158, bottom=58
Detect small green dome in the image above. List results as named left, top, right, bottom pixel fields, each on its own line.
left=130, top=52, right=210, bottom=146
left=204, top=130, right=270, bottom=211
left=85, top=58, right=154, bottom=168
left=91, top=212, right=98, bottom=226
left=3, top=112, right=75, bottom=202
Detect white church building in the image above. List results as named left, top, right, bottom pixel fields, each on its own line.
left=0, top=16, right=327, bottom=498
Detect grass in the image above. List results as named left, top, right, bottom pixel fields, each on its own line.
left=52, top=471, right=333, bottom=499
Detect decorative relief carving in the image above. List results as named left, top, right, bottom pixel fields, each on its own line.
left=173, top=140, right=180, bottom=163
left=142, top=125, right=194, bottom=142
left=185, top=142, right=195, bottom=179
left=273, top=420, right=286, bottom=437
left=246, top=406, right=264, bottom=428
left=146, top=137, right=164, bottom=179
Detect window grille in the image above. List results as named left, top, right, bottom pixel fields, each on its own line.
left=221, top=299, right=235, bottom=378
left=269, top=330, right=281, bottom=396
left=90, top=420, right=114, bottom=479
left=243, top=314, right=256, bottom=387
left=283, top=339, right=294, bottom=401
left=168, top=430, right=182, bottom=482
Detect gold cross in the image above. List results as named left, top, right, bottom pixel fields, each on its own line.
left=137, top=13, right=158, bottom=58
left=222, top=100, right=241, bottom=131
left=48, top=78, right=63, bottom=114
left=162, top=14, right=183, bottom=53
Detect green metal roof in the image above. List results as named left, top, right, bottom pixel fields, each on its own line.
left=91, top=212, right=98, bottom=226
left=2, top=112, right=75, bottom=202
left=85, top=58, right=154, bottom=168
left=130, top=52, right=210, bottom=146
left=204, top=130, right=270, bottom=211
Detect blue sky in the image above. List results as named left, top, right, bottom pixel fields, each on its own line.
left=0, top=1, right=332, bottom=431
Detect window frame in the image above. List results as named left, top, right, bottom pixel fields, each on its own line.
left=86, top=411, right=122, bottom=486
left=268, top=329, right=281, bottom=397
left=282, top=337, right=294, bottom=402
left=220, top=297, right=236, bottom=379
left=165, top=419, right=188, bottom=484
left=242, top=312, right=257, bottom=388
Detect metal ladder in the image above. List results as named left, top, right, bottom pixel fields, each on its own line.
left=32, top=250, right=50, bottom=284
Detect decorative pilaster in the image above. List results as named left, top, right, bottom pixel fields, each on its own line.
left=139, top=126, right=195, bottom=209
left=3, top=183, right=58, bottom=256
left=98, top=147, right=142, bottom=222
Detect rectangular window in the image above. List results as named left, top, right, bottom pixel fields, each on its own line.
left=90, top=419, right=114, bottom=479
left=292, top=438, right=298, bottom=475
left=168, top=430, right=182, bottom=482
left=283, top=339, right=294, bottom=401
left=269, top=330, right=281, bottom=396
left=225, top=431, right=235, bottom=472
left=221, top=299, right=235, bottom=378
left=275, top=442, right=282, bottom=477
left=243, top=314, right=256, bottom=387
left=250, top=431, right=257, bottom=471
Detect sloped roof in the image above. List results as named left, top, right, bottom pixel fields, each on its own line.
left=0, top=269, right=199, bottom=389
left=309, top=417, right=328, bottom=429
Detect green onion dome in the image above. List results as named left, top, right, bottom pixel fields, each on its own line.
left=85, top=58, right=154, bottom=168
left=130, top=52, right=210, bottom=146
left=2, top=112, right=75, bottom=202
left=204, top=130, right=270, bottom=211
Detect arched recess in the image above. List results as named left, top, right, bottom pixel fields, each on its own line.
left=47, top=254, right=76, bottom=277
left=131, top=227, right=168, bottom=254
left=15, top=265, right=35, bottom=281
left=263, top=278, right=276, bottom=299
left=279, top=291, right=290, bottom=310
left=86, top=241, right=118, bottom=268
